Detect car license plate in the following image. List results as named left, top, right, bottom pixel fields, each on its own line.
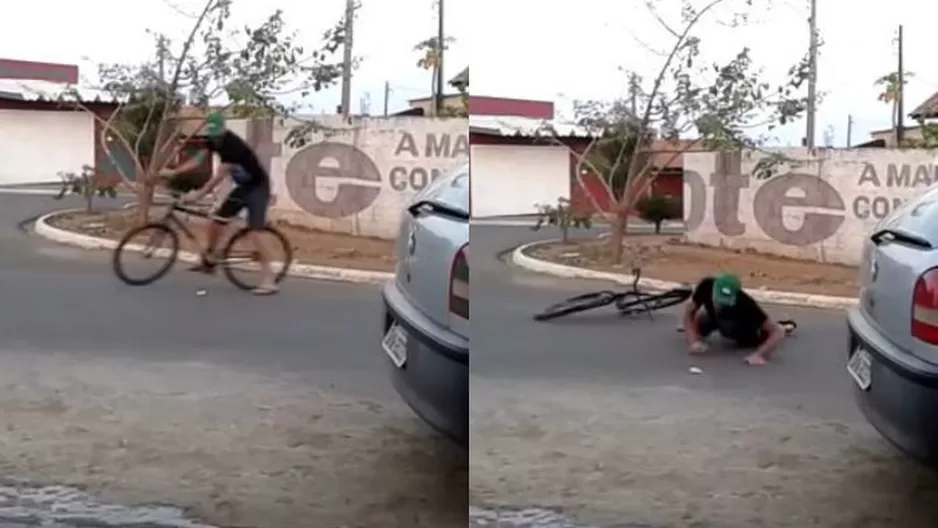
left=847, top=346, right=872, bottom=391
left=382, top=323, right=408, bottom=368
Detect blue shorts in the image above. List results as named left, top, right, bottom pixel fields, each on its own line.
left=213, top=184, right=270, bottom=229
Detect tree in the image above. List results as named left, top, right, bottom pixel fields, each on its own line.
left=45, top=0, right=350, bottom=223
left=414, top=35, right=455, bottom=109
left=875, top=71, right=914, bottom=130
left=550, top=0, right=815, bottom=264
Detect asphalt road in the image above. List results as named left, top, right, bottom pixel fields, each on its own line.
left=469, top=224, right=938, bottom=528
left=0, top=194, right=466, bottom=528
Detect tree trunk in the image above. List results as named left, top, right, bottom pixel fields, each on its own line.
left=610, top=214, right=626, bottom=265
left=654, top=220, right=662, bottom=234
left=138, top=182, right=154, bottom=225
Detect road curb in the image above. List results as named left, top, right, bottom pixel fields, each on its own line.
left=34, top=210, right=395, bottom=285
left=511, top=239, right=859, bottom=310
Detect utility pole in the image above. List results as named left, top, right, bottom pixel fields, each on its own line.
left=896, top=25, right=905, bottom=146
left=847, top=114, right=853, bottom=147
left=434, top=0, right=445, bottom=116
left=383, top=81, right=391, bottom=116
left=804, top=0, right=819, bottom=148
left=339, top=0, right=356, bottom=118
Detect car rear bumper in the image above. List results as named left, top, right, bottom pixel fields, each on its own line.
left=381, top=280, right=468, bottom=447
left=847, top=308, right=938, bottom=465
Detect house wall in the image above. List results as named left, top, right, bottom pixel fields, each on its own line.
left=227, top=116, right=468, bottom=239
left=683, top=148, right=938, bottom=265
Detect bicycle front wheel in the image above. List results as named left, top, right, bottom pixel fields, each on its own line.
left=533, top=291, right=618, bottom=321
left=112, top=223, right=179, bottom=286
left=221, top=226, right=293, bottom=291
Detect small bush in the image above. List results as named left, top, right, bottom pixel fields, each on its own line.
left=634, top=195, right=681, bottom=233
left=56, top=165, right=118, bottom=213
left=533, top=197, right=594, bottom=243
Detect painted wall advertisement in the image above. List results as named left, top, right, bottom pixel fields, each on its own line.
left=229, top=116, right=469, bottom=239
left=683, top=148, right=938, bottom=266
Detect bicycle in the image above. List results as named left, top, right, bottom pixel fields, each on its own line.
left=533, top=267, right=800, bottom=335
left=533, top=267, right=694, bottom=321
left=111, top=194, right=293, bottom=290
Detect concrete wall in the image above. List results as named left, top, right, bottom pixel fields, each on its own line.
left=683, top=148, right=938, bottom=266
left=228, top=116, right=468, bottom=239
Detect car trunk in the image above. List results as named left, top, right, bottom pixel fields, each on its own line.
left=394, top=165, right=469, bottom=339
left=861, top=187, right=938, bottom=362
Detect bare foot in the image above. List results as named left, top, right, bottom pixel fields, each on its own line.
left=744, top=353, right=768, bottom=366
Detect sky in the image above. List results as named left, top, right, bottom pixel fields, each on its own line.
left=469, top=0, right=938, bottom=147
left=0, top=0, right=469, bottom=116
left=3, top=1, right=936, bottom=148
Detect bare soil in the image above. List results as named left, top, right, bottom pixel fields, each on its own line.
left=48, top=207, right=397, bottom=273
left=528, top=235, right=859, bottom=297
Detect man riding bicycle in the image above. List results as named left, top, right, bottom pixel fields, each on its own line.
left=158, top=112, right=278, bottom=295
left=682, top=273, right=786, bottom=366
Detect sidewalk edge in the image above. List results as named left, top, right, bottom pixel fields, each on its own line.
left=34, top=210, right=394, bottom=285
left=511, top=239, right=858, bottom=310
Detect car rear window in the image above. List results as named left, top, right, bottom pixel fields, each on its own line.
left=412, top=163, right=469, bottom=215
left=878, top=185, right=938, bottom=242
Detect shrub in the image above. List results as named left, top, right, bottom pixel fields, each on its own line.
left=532, top=197, right=594, bottom=243
left=634, top=195, right=681, bottom=233
left=56, top=165, right=118, bottom=213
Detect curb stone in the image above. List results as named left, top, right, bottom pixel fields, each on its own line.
left=33, top=210, right=395, bottom=285
left=511, top=239, right=859, bottom=310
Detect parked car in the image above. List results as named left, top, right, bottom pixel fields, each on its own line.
left=380, top=163, right=469, bottom=446
left=848, top=185, right=938, bottom=464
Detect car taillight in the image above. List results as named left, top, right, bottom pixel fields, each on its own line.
left=449, top=244, right=469, bottom=320
left=913, top=267, right=938, bottom=344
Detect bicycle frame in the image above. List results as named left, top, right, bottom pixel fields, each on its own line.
left=144, top=199, right=246, bottom=260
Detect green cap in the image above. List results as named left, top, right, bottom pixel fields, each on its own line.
left=205, top=111, right=225, bottom=137
left=712, top=273, right=741, bottom=307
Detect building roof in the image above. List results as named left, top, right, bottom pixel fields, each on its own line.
left=449, top=67, right=468, bottom=88
left=0, top=79, right=119, bottom=105
left=469, top=115, right=594, bottom=138
left=910, top=91, right=938, bottom=120
left=0, top=58, right=78, bottom=84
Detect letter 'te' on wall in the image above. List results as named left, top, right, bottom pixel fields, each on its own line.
left=753, top=173, right=846, bottom=246
left=284, top=142, right=382, bottom=219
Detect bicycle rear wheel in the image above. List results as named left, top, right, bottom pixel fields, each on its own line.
left=533, top=291, right=618, bottom=321
left=112, top=223, right=179, bottom=286
left=221, top=226, right=293, bottom=291
left=616, top=287, right=692, bottom=316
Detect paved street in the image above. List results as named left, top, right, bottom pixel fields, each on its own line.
left=470, top=225, right=938, bottom=528
left=0, top=195, right=466, bottom=528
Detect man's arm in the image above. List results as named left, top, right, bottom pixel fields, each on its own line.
left=682, top=300, right=701, bottom=346
left=753, top=318, right=785, bottom=360
left=191, top=162, right=231, bottom=199
left=159, top=150, right=207, bottom=178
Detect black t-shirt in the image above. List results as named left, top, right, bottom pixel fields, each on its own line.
left=206, top=131, right=269, bottom=188
left=691, top=276, right=768, bottom=338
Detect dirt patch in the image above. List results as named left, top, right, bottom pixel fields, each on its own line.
left=0, top=351, right=466, bottom=528
left=48, top=208, right=397, bottom=273
left=528, top=235, right=859, bottom=297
